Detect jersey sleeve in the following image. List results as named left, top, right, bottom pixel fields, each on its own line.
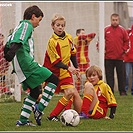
left=10, top=22, right=33, bottom=45
left=104, top=84, right=117, bottom=107
left=78, top=33, right=96, bottom=42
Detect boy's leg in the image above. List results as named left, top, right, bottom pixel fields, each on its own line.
left=64, top=97, right=73, bottom=110
left=73, top=88, right=82, bottom=113
left=75, top=79, right=81, bottom=93
left=32, top=74, right=59, bottom=125
left=47, top=96, right=69, bottom=121
left=80, top=82, right=98, bottom=118
left=47, top=87, right=74, bottom=121
left=38, top=82, right=57, bottom=111
left=16, top=94, right=36, bottom=126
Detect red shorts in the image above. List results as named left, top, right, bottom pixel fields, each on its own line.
left=55, top=77, right=74, bottom=94
left=89, top=101, right=108, bottom=119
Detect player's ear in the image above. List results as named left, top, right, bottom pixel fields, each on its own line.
left=31, top=14, right=36, bottom=20
left=51, top=23, right=54, bottom=30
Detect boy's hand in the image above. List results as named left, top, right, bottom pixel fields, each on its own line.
left=68, top=67, right=81, bottom=80
left=75, top=68, right=81, bottom=81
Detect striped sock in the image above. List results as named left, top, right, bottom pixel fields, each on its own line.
left=38, top=82, right=57, bottom=112
left=50, top=96, right=69, bottom=117
left=20, top=95, right=36, bottom=123
left=64, top=97, right=73, bottom=110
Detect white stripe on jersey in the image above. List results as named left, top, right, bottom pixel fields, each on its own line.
left=28, top=37, right=34, bottom=58
left=20, top=22, right=28, bottom=40
left=11, top=23, right=22, bottom=41
left=14, top=55, right=26, bottom=83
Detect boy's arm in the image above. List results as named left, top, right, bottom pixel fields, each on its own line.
left=78, top=33, right=96, bottom=41
left=54, top=61, right=68, bottom=69
left=109, top=106, right=116, bottom=119
left=70, top=55, right=78, bottom=68
left=4, top=42, right=22, bottom=62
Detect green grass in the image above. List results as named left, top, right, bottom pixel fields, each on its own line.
left=0, top=91, right=133, bottom=132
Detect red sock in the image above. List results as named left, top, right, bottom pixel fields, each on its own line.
left=50, top=96, right=68, bottom=117
left=64, top=97, right=73, bottom=110
left=81, top=94, right=93, bottom=115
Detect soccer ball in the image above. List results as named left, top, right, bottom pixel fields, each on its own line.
left=60, top=109, right=80, bottom=127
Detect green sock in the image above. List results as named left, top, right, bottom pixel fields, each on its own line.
left=38, top=83, right=57, bottom=112
left=20, top=95, right=36, bottom=123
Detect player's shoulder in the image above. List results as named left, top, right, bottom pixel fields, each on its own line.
left=65, top=32, right=73, bottom=42
left=118, top=25, right=127, bottom=32
left=98, top=80, right=108, bottom=88
left=66, top=32, right=73, bottom=38
left=19, top=20, right=33, bottom=34
left=105, top=25, right=111, bottom=30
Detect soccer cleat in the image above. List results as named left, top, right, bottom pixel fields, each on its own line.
left=47, top=116, right=59, bottom=122
left=32, top=104, right=44, bottom=126
left=79, top=112, right=89, bottom=119
left=16, top=120, right=36, bottom=127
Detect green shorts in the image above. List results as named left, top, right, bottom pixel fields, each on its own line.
left=22, top=66, right=52, bottom=90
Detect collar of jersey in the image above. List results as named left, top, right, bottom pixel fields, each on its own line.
left=52, top=31, right=68, bottom=40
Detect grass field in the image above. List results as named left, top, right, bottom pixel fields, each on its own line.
left=0, top=90, right=133, bottom=132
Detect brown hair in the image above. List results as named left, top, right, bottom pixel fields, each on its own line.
left=51, top=13, right=66, bottom=26
left=110, top=13, right=119, bottom=19
left=23, top=5, right=44, bottom=20
left=76, top=29, right=85, bottom=36
left=85, top=65, right=102, bottom=80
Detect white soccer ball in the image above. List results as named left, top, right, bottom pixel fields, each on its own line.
left=60, top=109, right=80, bottom=127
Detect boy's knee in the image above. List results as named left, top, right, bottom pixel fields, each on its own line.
left=46, top=74, right=59, bottom=86
left=84, top=82, right=94, bottom=94
left=30, top=85, right=42, bottom=100
left=65, top=88, right=75, bottom=99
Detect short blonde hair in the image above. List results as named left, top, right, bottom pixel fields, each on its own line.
left=85, top=65, right=103, bottom=80
left=51, top=13, right=66, bottom=26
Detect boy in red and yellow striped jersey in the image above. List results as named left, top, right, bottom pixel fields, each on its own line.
left=74, top=29, right=96, bottom=94
left=43, top=14, right=82, bottom=121
left=79, top=65, right=117, bottom=119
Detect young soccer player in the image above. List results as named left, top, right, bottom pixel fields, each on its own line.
left=43, top=13, right=82, bottom=121
left=79, top=65, right=117, bottom=119
left=74, top=29, right=96, bottom=94
left=4, top=5, right=59, bottom=126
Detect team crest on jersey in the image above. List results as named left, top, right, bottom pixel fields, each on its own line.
left=97, top=90, right=101, bottom=96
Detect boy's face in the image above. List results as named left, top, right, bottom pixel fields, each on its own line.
left=77, top=30, right=85, bottom=36
left=30, top=14, right=43, bottom=28
left=87, top=72, right=99, bottom=85
left=52, top=19, right=65, bottom=35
